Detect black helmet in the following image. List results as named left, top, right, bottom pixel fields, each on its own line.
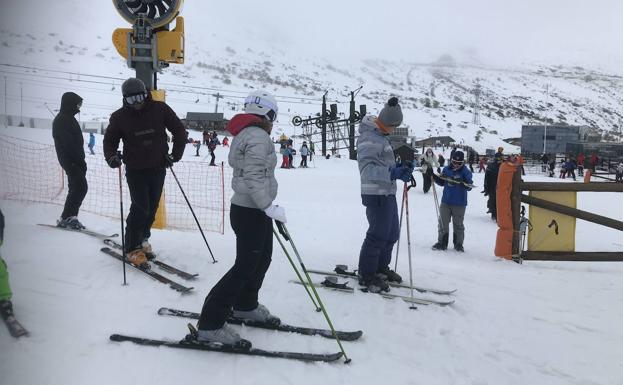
left=122, top=78, right=147, bottom=97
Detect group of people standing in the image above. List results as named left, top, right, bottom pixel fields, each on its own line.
left=356, top=97, right=473, bottom=293
left=278, top=139, right=313, bottom=168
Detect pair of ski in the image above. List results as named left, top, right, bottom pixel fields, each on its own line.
left=37, top=224, right=198, bottom=293
left=110, top=307, right=362, bottom=362
left=294, top=265, right=456, bottom=307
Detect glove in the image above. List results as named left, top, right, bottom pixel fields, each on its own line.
left=264, top=204, right=287, bottom=223
left=398, top=167, right=413, bottom=183
left=390, top=166, right=409, bottom=181
left=165, top=154, right=176, bottom=168
left=107, top=154, right=122, bottom=168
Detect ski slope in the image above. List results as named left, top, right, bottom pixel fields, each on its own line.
left=1, top=126, right=622, bottom=385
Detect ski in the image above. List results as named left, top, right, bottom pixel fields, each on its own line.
left=102, top=239, right=198, bottom=281
left=109, top=333, right=343, bottom=363
left=307, top=265, right=457, bottom=295
left=289, top=277, right=354, bottom=293
left=360, top=288, right=455, bottom=307
left=291, top=279, right=453, bottom=306
left=37, top=223, right=118, bottom=240
left=2, top=315, right=29, bottom=338
left=432, top=173, right=476, bottom=188
left=100, top=247, right=193, bottom=294
left=157, top=307, right=363, bottom=341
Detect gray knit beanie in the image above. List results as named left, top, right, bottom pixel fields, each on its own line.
left=378, top=97, right=403, bottom=127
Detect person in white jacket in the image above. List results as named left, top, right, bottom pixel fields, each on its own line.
left=420, top=148, right=439, bottom=193
left=196, top=91, right=285, bottom=347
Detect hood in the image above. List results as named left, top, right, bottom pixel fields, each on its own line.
left=358, top=115, right=381, bottom=135
left=60, top=92, right=83, bottom=115
left=226, top=114, right=266, bottom=136
left=424, top=147, right=435, bottom=156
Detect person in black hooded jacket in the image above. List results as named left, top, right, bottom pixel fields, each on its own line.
left=52, top=92, right=87, bottom=230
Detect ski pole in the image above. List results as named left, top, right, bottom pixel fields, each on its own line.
left=431, top=177, right=443, bottom=231
left=276, top=222, right=351, bottom=364
left=393, top=182, right=407, bottom=273
left=273, top=228, right=321, bottom=312
left=168, top=165, right=217, bottom=263
left=404, top=177, right=417, bottom=310
left=117, top=158, right=127, bottom=286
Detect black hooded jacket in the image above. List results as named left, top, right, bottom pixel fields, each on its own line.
left=52, top=92, right=86, bottom=172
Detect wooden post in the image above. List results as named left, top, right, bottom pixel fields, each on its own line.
left=520, top=182, right=623, bottom=192
left=522, top=251, right=623, bottom=262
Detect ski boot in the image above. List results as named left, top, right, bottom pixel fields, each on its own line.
left=359, top=274, right=390, bottom=293
left=126, top=247, right=148, bottom=267
left=191, top=323, right=251, bottom=349
left=377, top=266, right=403, bottom=283
left=141, top=240, right=156, bottom=261
left=0, top=299, right=13, bottom=320
left=56, top=216, right=85, bottom=230
left=432, top=234, right=449, bottom=251
left=233, top=304, right=281, bottom=326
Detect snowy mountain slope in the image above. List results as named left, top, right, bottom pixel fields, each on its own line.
left=1, top=126, right=622, bottom=385
left=1, top=1, right=622, bottom=153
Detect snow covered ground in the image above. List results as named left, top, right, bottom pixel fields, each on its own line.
left=1, top=126, right=622, bottom=385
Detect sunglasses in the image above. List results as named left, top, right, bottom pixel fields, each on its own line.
left=125, top=93, right=147, bottom=105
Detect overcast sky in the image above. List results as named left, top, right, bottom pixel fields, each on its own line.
left=1, top=0, right=622, bottom=70
left=197, top=0, right=623, bottom=68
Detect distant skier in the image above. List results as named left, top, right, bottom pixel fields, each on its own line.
left=431, top=151, right=473, bottom=252
left=194, top=139, right=201, bottom=157
left=541, top=153, right=549, bottom=173
left=87, top=132, right=95, bottom=155
left=478, top=156, right=486, bottom=173
left=564, top=158, right=577, bottom=181
left=437, top=153, right=445, bottom=173
left=577, top=153, right=585, bottom=176
left=53, top=92, right=88, bottom=230
left=420, top=148, right=439, bottom=193
left=222, top=136, right=229, bottom=147
left=208, top=133, right=218, bottom=166
left=103, top=78, right=187, bottom=266
left=616, top=162, right=623, bottom=183
left=196, top=90, right=284, bottom=346
left=309, top=141, right=315, bottom=161
left=279, top=143, right=289, bottom=168
left=299, top=141, right=309, bottom=168
left=356, top=97, right=412, bottom=293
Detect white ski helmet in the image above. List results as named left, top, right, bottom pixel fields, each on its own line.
left=244, top=90, right=278, bottom=122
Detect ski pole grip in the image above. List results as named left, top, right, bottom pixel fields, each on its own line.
left=276, top=221, right=289, bottom=241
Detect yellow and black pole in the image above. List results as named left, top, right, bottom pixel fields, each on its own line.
left=111, top=0, right=185, bottom=229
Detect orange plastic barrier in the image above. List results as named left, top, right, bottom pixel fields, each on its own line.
left=583, top=170, right=591, bottom=183
left=494, top=162, right=517, bottom=259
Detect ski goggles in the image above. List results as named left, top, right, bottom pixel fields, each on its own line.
left=124, top=93, right=147, bottom=105
left=451, top=159, right=464, bottom=167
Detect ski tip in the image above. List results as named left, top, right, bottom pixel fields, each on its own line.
left=110, top=334, right=123, bottom=341
left=157, top=307, right=169, bottom=315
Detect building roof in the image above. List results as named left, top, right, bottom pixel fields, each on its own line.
left=186, top=112, right=225, bottom=122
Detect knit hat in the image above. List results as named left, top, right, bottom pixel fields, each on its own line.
left=378, top=97, right=403, bottom=127
left=122, top=78, right=147, bottom=97
left=497, top=146, right=504, bottom=153
left=452, top=150, right=465, bottom=162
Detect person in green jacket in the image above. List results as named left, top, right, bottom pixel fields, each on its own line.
left=0, top=209, right=14, bottom=319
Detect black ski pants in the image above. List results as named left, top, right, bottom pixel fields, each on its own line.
left=124, top=168, right=166, bottom=251
left=198, top=204, right=273, bottom=330
left=300, top=155, right=308, bottom=167
left=422, top=166, right=433, bottom=193
left=61, top=165, right=88, bottom=219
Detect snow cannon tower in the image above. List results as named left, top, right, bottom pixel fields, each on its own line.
left=111, top=0, right=185, bottom=229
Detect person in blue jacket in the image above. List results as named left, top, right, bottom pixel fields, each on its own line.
left=87, top=132, right=95, bottom=155
left=431, top=150, right=473, bottom=252
left=356, top=97, right=413, bottom=293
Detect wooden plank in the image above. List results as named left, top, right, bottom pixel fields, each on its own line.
left=521, top=251, right=623, bottom=262
left=520, top=182, right=623, bottom=192
left=511, top=169, right=521, bottom=255
left=520, top=194, right=623, bottom=231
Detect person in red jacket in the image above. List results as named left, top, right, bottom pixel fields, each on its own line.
left=576, top=153, right=585, bottom=176
left=103, top=78, right=188, bottom=265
